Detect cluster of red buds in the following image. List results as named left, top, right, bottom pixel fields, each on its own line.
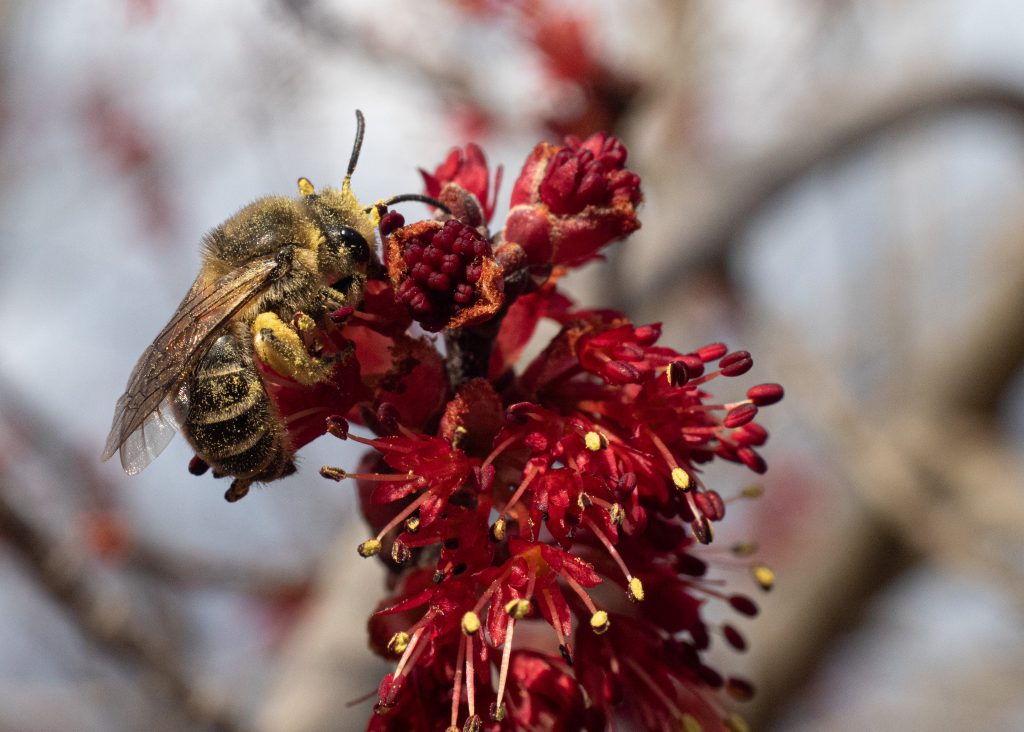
left=266, top=132, right=781, bottom=731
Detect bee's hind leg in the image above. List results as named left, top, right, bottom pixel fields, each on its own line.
left=225, top=478, right=251, bottom=502
left=251, top=311, right=333, bottom=385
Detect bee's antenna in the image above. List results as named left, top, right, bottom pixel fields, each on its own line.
left=369, top=193, right=452, bottom=215
left=344, top=110, right=366, bottom=188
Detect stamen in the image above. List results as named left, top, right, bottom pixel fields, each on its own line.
left=388, top=631, right=410, bottom=655
left=284, top=406, right=330, bottom=425
left=461, top=611, right=481, bottom=635
left=541, top=589, right=571, bottom=664
left=590, top=609, right=610, bottom=634
left=450, top=634, right=467, bottom=729
left=496, top=464, right=539, bottom=521
left=465, top=633, right=476, bottom=718
left=584, top=430, right=608, bottom=451
left=372, top=489, right=431, bottom=543
left=357, top=539, right=381, bottom=557
left=725, top=713, right=751, bottom=732
left=481, top=435, right=516, bottom=470
left=625, top=658, right=684, bottom=722
left=582, top=516, right=644, bottom=602
left=492, top=616, right=515, bottom=722
left=392, top=627, right=425, bottom=679
left=731, top=541, right=758, bottom=557
left=751, top=565, right=775, bottom=591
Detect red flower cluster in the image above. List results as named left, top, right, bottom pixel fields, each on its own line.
left=270, top=134, right=780, bottom=731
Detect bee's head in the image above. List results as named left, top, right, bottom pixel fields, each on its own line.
left=299, top=185, right=375, bottom=301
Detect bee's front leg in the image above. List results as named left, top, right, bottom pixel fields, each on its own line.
left=251, top=311, right=334, bottom=385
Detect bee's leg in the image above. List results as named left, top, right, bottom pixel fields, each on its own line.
left=225, top=478, right=251, bottom=503
left=325, top=272, right=367, bottom=311
left=251, top=312, right=333, bottom=385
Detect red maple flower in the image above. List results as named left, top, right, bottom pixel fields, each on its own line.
left=504, top=132, right=642, bottom=268
left=289, top=131, right=783, bottom=732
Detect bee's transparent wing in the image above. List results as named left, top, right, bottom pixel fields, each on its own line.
left=102, top=255, right=281, bottom=474
left=114, top=389, right=188, bottom=475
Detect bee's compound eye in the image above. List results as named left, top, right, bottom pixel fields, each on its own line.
left=326, top=226, right=370, bottom=263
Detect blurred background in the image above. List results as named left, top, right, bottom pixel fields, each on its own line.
left=1, top=1, right=1023, bottom=730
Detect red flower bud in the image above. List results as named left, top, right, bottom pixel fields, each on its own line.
left=504, top=133, right=642, bottom=268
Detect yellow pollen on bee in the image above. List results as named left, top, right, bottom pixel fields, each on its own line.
left=293, top=312, right=317, bottom=333
left=590, top=610, right=610, bottom=634
left=627, top=577, right=645, bottom=602
left=505, top=599, right=531, bottom=619
left=297, top=177, right=315, bottom=196
left=584, top=431, right=608, bottom=451
left=671, top=467, right=691, bottom=491
left=461, top=611, right=481, bottom=635
left=752, top=565, right=775, bottom=591
left=387, top=631, right=410, bottom=654
left=357, top=538, right=382, bottom=557
left=682, top=713, right=703, bottom=732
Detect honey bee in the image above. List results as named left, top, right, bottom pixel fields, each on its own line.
left=102, top=111, right=441, bottom=502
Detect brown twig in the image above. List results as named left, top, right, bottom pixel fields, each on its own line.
left=629, top=80, right=1024, bottom=313
left=0, top=479, right=247, bottom=732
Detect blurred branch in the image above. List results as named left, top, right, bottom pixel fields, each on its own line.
left=0, top=480, right=247, bottom=732
left=631, top=80, right=1024, bottom=313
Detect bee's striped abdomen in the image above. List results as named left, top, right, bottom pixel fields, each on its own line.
left=184, top=334, right=293, bottom=482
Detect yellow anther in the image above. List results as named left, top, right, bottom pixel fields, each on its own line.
left=609, top=503, right=624, bottom=525
left=391, top=540, right=411, bottom=565
left=584, top=431, right=607, bottom=451
left=752, top=565, right=775, bottom=591
left=357, top=538, right=382, bottom=557
left=740, top=484, right=764, bottom=499
left=627, top=577, right=645, bottom=602
left=461, top=611, right=481, bottom=635
left=725, top=713, right=751, bottom=732
left=671, top=467, right=691, bottom=491
left=320, top=466, right=348, bottom=481
left=491, top=703, right=506, bottom=722
left=404, top=516, right=421, bottom=533
left=490, top=518, right=507, bottom=542
left=504, top=598, right=531, bottom=619
left=731, top=541, right=758, bottom=557
left=590, top=610, right=610, bottom=634
left=297, top=177, right=315, bottom=196
left=387, top=631, right=410, bottom=654
left=682, top=713, right=703, bottom=732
